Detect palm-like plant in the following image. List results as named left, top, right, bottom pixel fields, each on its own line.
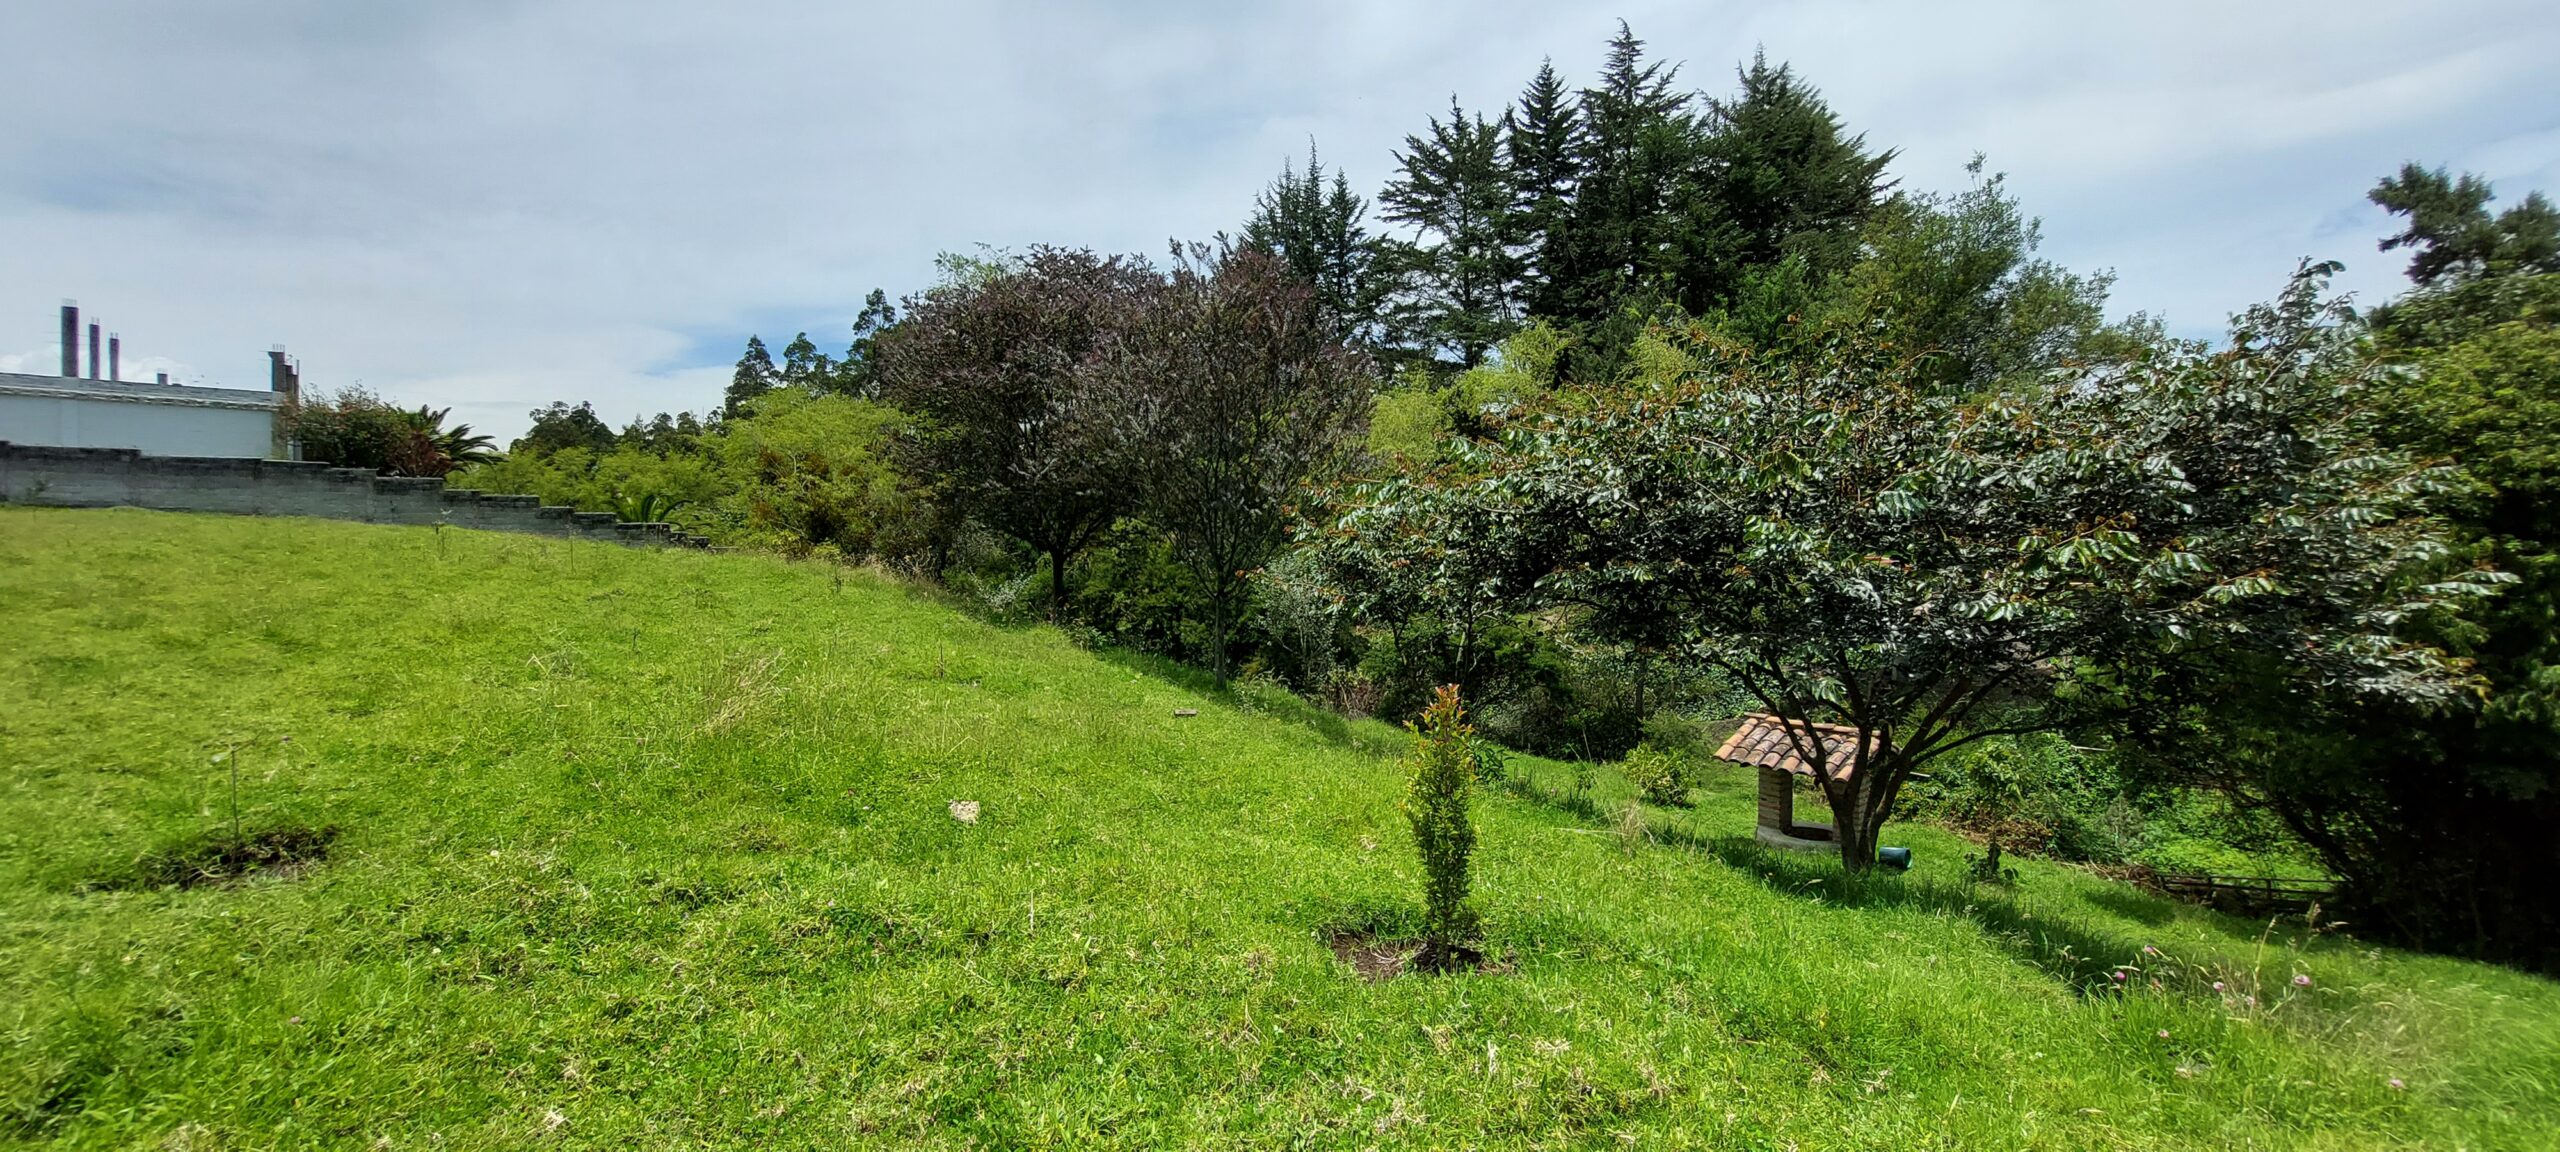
left=405, top=406, right=501, bottom=468
left=610, top=490, right=690, bottom=524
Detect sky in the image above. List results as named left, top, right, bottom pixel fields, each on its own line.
left=4, top=0, right=2556, bottom=442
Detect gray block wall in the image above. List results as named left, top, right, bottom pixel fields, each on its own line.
left=0, top=442, right=709, bottom=548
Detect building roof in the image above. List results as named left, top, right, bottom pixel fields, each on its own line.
left=0, top=371, right=278, bottom=411
left=1715, top=713, right=1869, bottom=781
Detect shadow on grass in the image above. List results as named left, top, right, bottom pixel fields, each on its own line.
left=1087, top=647, right=1410, bottom=760
left=1495, top=770, right=2152, bottom=994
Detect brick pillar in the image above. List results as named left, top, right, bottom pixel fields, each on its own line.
left=1756, top=767, right=1795, bottom=835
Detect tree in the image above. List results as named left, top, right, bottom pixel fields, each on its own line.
left=513, top=400, right=620, bottom=458
left=876, top=246, right=1157, bottom=603
left=1806, top=158, right=2122, bottom=391
left=412, top=406, right=500, bottom=468
left=1506, top=59, right=1584, bottom=321
left=780, top=332, right=834, bottom=394
left=832, top=288, right=900, bottom=398
left=1239, top=142, right=1389, bottom=344
left=725, top=335, right=779, bottom=420
left=1683, top=51, right=1895, bottom=309
left=1554, top=22, right=1703, bottom=328
left=1382, top=97, right=1522, bottom=368
left=1095, top=245, right=1372, bottom=683
left=2171, top=174, right=2560, bottom=972
left=2370, top=163, right=2560, bottom=287
left=1347, top=264, right=2495, bottom=870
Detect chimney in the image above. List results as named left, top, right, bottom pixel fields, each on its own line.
left=87, top=324, right=101, bottom=380
left=59, top=301, right=78, bottom=377
left=108, top=333, right=120, bottom=381
left=156, top=372, right=169, bottom=386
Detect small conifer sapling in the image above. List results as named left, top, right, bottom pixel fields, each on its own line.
left=1403, top=684, right=1483, bottom=969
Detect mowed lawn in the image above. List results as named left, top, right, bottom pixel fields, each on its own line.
left=2, top=507, right=2555, bottom=1150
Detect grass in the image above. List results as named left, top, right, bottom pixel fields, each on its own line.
left=2, top=505, right=2555, bottom=1150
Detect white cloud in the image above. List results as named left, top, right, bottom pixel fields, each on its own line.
left=2, top=0, right=2554, bottom=439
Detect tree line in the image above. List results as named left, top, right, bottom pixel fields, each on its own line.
left=414, top=26, right=2558, bottom=975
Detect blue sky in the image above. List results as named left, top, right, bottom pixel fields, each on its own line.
left=4, top=0, right=2556, bottom=440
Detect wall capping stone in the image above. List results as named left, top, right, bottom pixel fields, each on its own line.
left=0, top=442, right=709, bottom=548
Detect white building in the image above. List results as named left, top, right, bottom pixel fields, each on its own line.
left=0, top=303, right=294, bottom=460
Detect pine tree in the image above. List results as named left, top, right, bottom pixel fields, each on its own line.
left=724, top=335, right=778, bottom=420
left=2371, top=163, right=2560, bottom=286
left=1687, top=52, right=1896, bottom=309
left=1565, top=22, right=1702, bottom=314
left=1506, top=60, right=1584, bottom=321
left=1239, top=142, right=1388, bottom=343
left=1382, top=97, right=1522, bottom=368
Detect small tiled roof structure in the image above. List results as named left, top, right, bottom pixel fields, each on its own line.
left=1715, top=713, right=1868, bottom=782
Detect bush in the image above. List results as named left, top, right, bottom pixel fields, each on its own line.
left=1621, top=742, right=1693, bottom=807
left=1402, top=685, right=1481, bottom=966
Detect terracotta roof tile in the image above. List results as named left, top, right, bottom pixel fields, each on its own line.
left=1714, top=713, right=1868, bottom=781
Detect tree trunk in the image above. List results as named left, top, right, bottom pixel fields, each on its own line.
left=1829, top=770, right=1886, bottom=872
left=1048, top=546, right=1069, bottom=614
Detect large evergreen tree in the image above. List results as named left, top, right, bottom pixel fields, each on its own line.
left=1557, top=22, right=1704, bottom=327
left=2370, top=163, right=2560, bottom=286
left=724, top=335, right=779, bottom=420
left=1239, top=143, right=1388, bottom=343
left=1505, top=60, right=1584, bottom=322
left=1381, top=97, right=1522, bottom=368
left=1683, top=52, right=1896, bottom=308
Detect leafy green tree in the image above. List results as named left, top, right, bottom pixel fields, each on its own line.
left=832, top=288, right=900, bottom=398
left=2370, top=163, right=2560, bottom=286
left=779, top=332, right=834, bottom=394
left=1809, top=158, right=2124, bottom=390
left=284, top=388, right=465, bottom=476
left=2173, top=170, right=2560, bottom=971
left=725, top=335, right=779, bottom=420
left=1347, top=265, right=2495, bottom=870
left=1381, top=98, right=1522, bottom=368
left=513, top=400, right=619, bottom=458
left=1095, top=245, right=1372, bottom=683
left=877, top=246, right=1157, bottom=604
left=1240, top=144, right=1389, bottom=345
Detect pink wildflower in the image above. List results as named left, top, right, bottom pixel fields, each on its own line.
left=2292, top=974, right=2312, bottom=987
left=2111, top=970, right=2128, bottom=981
left=2388, top=1078, right=2406, bottom=1091
left=2141, top=945, right=2158, bottom=956
left=2156, top=1030, right=2170, bottom=1040
left=2211, top=981, right=2226, bottom=992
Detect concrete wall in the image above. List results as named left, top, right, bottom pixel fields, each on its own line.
left=0, top=372, right=280, bottom=458
left=0, top=442, right=708, bottom=548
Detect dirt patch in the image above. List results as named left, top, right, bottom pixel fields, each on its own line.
left=108, top=824, right=339, bottom=890
left=1327, top=931, right=1508, bottom=982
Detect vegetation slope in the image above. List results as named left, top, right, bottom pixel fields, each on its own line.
left=2, top=508, right=2554, bottom=1149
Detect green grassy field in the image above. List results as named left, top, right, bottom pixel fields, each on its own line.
left=4, top=507, right=2555, bottom=1149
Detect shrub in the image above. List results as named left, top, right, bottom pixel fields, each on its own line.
left=1402, top=684, right=1481, bottom=966
left=1621, top=742, right=1693, bottom=807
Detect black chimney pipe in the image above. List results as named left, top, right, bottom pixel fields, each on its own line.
left=59, top=302, right=78, bottom=377
left=87, top=324, right=101, bottom=380
left=109, top=333, right=120, bottom=381
left=156, top=372, right=169, bottom=386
